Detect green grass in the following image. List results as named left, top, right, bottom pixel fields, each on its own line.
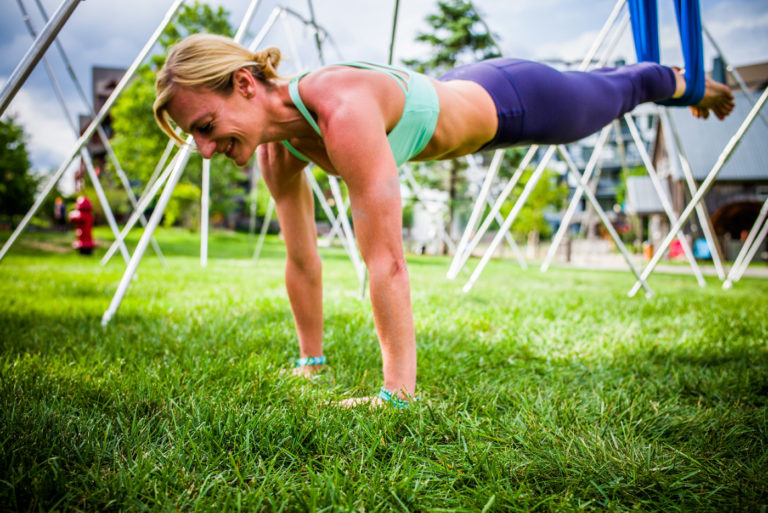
left=1, top=228, right=766, bottom=511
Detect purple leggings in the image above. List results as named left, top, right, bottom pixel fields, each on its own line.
left=438, top=58, right=677, bottom=150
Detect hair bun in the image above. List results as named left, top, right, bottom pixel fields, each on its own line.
left=265, top=47, right=281, bottom=68
left=253, top=46, right=281, bottom=77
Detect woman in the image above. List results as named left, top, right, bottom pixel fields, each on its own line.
left=154, top=33, right=733, bottom=408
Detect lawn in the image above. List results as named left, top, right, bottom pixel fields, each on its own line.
left=1, top=228, right=766, bottom=511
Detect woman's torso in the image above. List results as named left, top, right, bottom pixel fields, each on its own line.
left=275, top=64, right=497, bottom=174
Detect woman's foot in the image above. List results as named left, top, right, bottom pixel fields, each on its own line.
left=671, top=67, right=735, bottom=120
left=280, top=356, right=325, bottom=378
left=288, top=363, right=324, bottom=378
left=335, top=388, right=413, bottom=409
left=691, top=76, right=735, bottom=120
left=335, top=396, right=386, bottom=408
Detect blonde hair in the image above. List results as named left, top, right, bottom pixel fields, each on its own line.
left=153, top=33, right=281, bottom=144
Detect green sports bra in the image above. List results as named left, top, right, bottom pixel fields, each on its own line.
left=281, top=62, right=440, bottom=167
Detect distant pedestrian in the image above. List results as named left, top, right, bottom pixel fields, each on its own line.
left=53, top=197, right=67, bottom=231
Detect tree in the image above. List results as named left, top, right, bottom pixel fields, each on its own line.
left=109, top=1, right=246, bottom=229
left=402, top=1, right=501, bottom=248
left=402, top=0, right=500, bottom=74
left=502, top=168, right=569, bottom=240
left=0, top=117, right=38, bottom=226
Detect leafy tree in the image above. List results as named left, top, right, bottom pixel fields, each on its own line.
left=109, top=1, right=246, bottom=230
left=402, top=1, right=501, bottom=247
left=402, top=0, right=500, bottom=74
left=0, top=117, right=38, bottom=226
left=501, top=168, right=569, bottom=239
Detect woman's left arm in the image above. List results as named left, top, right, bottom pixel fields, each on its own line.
left=322, top=96, right=417, bottom=398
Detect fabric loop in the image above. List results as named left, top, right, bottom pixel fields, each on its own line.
left=628, top=0, right=705, bottom=106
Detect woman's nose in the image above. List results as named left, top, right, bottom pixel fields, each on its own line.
left=194, top=135, right=216, bottom=159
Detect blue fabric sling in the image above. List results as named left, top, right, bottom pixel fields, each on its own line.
left=628, top=0, right=705, bottom=106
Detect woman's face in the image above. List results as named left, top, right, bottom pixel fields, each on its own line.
left=167, top=82, right=259, bottom=167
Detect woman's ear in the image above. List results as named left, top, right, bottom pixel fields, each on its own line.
left=233, top=68, right=256, bottom=99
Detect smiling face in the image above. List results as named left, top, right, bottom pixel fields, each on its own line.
left=166, top=72, right=262, bottom=166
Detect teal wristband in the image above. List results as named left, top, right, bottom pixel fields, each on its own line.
left=377, top=387, right=414, bottom=409
left=295, top=355, right=326, bottom=368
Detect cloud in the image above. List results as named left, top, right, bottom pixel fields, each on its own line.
left=2, top=78, right=77, bottom=170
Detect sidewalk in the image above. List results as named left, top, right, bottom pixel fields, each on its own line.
left=546, top=251, right=768, bottom=279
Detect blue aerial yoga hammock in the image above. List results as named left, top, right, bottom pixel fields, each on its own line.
left=628, top=0, right=705, bottom=106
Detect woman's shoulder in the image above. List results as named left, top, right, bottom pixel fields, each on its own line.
left=295, top=66, right=385, bottom=125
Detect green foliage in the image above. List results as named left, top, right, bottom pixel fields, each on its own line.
left=0, top=117, right=37, bottom=224
left=402, top=0, right=501, bottom=74
left=109, top=65, right=168, bottom=185
left=499, top=167, right=569, bottom=239
left=159, top=0, right=233, bottom=51
left=1, top=230, right=767, bottom=510
left=163, top=182, right=201, bottom=228
left=109, top=1, right=245, bottom=229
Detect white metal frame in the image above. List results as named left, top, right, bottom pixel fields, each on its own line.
left=628, top=88, right=768, bottom=296
left=15, top=0, right=167, bottom=266
left=0, top=0, right=186, bottom=264
left=451, top=1, right=655, bottom=293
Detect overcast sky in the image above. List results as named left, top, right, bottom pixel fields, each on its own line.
left=1, top=0, right=767, bottom=190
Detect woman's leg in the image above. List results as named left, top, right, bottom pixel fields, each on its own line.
left=441, top=58, right=680, bottom=149
left=516, top=60, right=676, bottom=143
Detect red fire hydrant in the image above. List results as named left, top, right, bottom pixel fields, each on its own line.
left=69, top=195, right=95, bottom=255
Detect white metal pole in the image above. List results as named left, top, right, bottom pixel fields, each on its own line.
left=557, top=145, right=653, bottom=295
left=253, top=197, right=274, bottom=261
left=723, top=198, right=768, bottom=288
left=446, top=147, right=539, bottom=279
left=628, top=87, right=768, bottom=297
left=101, top=153, right=179, bottom=265
left=16, top=0, right=132, bottom=264
left=447, top=151, right=506, bottom=275
left=102, top=145, right=192, bottom=326
left=625, top=113, right=706, bottom=287
left=101, top=0, right=263, bottom=323
left=0, top=0, right=81, bottom=115
left=0, top=0, right=185, bottom=264
left=27, top=0, right=166, bottom=265
left=462, top=146, right=557, bottom=292
left=726, top=216, right=768, bottom=286
left=661, top=109, right=726, bottom=279
left=201, top=158, right=210, bottom=267
left=540, top=124, right=613, bottom=272
left=703, top=25, right=768, bottom=130
left=462, top=156, right=525, bottom=265
left=447, top=150, right=506, bottom=277
left=234, top=0, right=262, bottom=42
left=81, top=150, right=132, bottom=264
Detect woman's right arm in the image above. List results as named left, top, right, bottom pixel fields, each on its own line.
left=258, top=143, right=324, bottom=360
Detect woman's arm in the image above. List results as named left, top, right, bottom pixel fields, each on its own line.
left=258, top=143, right=324, bottom=364
left=320, top=94, right=417, bottom=398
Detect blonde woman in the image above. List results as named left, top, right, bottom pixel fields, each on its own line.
left=154, top=33, right=733, bottom=408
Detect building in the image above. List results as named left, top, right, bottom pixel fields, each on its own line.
left=74, top=66, right=125, bottom=191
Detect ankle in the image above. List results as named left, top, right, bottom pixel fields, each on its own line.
left=671, top=66, right=686, bottom=98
